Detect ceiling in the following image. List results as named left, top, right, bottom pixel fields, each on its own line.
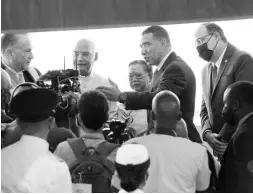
left=2, top=0, right=253, bottom=33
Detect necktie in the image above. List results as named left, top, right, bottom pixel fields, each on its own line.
left=151, top=69, right=159, bottom=87
left=211, top=64, right=217, bottom=91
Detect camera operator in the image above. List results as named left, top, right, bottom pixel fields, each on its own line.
left=73, top=38, right=118, bottom=120
left=54, top=90, right=120, bottom=192
left=1, top=33, right=41, bottom=87
left=55, top=90, right=120, bottom=166
left=1, top=84, right=72, bottom=192
left=1, top=83, right=76, bottom=152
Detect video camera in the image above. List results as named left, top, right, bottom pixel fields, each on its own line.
left=102, top=118, right=135, bottom=144
left=36, top=69, right=80, bottom=109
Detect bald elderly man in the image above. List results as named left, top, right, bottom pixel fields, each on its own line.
left=112, top=91, right=211, bottom=192
left=73, top=38, right=118, bottom=120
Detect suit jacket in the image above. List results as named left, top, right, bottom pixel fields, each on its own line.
left=124, top=52, right=202, bottom=143
left=201, top=43, right=253, bottom=141
left=217, top=113, right=253, bottom=192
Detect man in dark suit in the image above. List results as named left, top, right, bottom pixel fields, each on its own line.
left=195, top=23, right=253, bottom=156
left=98, top=26, right=202, bottom=143
left=1, top=33, right=41, bottom=87
left=217, top=81, right=253, bottom=192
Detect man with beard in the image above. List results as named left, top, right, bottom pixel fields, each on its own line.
left=194, top=23, right=253, bottom=157
left=117, top=60, right=152, bottom=136
left=217, top=81, right=253, bottom=192
left=73, top=38, right=118, bottom=120
left=98, top=26, right=202, bottom=143
left=1, top=33, right=41, bottom=87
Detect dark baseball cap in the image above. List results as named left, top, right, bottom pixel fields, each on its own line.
left=9, top=83, right=59, bottom=122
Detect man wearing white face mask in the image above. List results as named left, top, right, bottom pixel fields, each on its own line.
left=194, top=23, right=253, bottom=158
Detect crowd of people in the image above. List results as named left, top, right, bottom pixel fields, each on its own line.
left=1, top=22, right=253, bottom=193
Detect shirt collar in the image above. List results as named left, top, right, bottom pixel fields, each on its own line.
left=214, top=45, right=227, bottom=69
left=2, top=60, right=19, bottom=75
left=2, top=60, right=24, bottom=80
left=238, top=112, right=253, bottom=127
left=79, top=71, right=94, bottom=78
left=20, top=135, right=49, bottom=151
left=157, top=50, right=173, bottom=71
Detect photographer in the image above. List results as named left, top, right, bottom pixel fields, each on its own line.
left=54, top=90, right=120, bottom=192
left=1, top=33, right=41, bottom=87
left=1, top=83, right=76, bottom=151
left=55, top=90, right=120, bottom=166
left=1, top=83, right=72, bottom=192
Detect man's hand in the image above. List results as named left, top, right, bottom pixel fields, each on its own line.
left=64, top=92, right=80, bottom=117
left=205, top=132, right=228, bottom=155
left=96, top=86, right=121, bottom=102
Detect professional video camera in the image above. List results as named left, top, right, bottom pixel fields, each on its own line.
left=102, top=118, right=135, bottom=144
left=36, top=69, right=80, bottom=109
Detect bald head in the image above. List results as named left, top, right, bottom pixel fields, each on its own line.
left=73, top=38, right=98, bottom=76
left=175, top=119, right=188, bottom=138
left=152, top=91, right=181, bottom=126
left=74, top=39, right=96, bottom=53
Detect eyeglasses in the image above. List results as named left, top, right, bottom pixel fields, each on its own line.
left=195, top=34, right=213, bottom=46
left=74, top=51, right=93, bottom=58
left=129, top=73, right=150, bottom=80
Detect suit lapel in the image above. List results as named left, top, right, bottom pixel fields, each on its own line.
left=211, top=44, right=235, bottom=99
left=151, top=52, right=177, bottom=91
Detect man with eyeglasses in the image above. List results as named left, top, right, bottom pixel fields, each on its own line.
left=117, top=60, right=152, bottom=136
left=194, top=23, right=253, bottom=158
left=98, top=26, right=202, bottom=143
left=73, top=38, right=118, bottom=120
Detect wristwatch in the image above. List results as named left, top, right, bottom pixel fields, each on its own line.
left=119, top=92, right=127, bottom=103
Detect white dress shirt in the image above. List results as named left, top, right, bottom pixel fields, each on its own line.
left=156, top=50, right=173, bottom=71
left=1, top=135, right=72, bottom=193
left=78, top=71, right=118, bottom=119
left=213, top=45, right=227, bottom=70
left=112, top=134, right=211, bottom=193
left=2, top=61, right=25, bottom=87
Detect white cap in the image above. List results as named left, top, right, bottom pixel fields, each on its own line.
left=116, top=144, right=149, bottom=165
